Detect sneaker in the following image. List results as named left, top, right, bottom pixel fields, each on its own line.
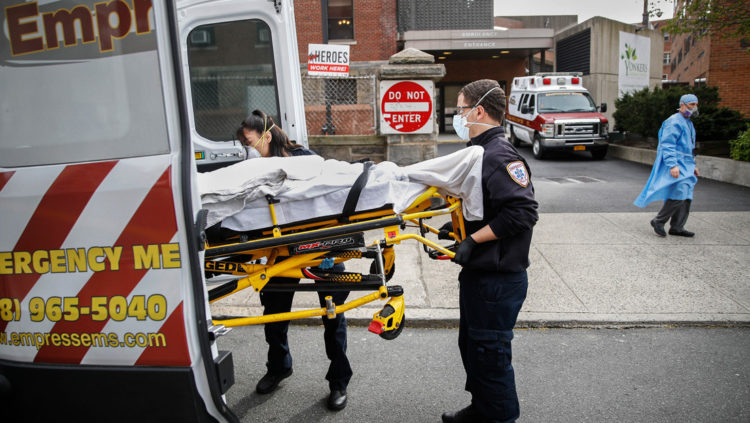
left=255, top=368, right=292, bottom=394
left=650, top=219, right=666, bottom=237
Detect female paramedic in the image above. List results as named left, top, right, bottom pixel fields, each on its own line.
left=443, top=80, right=538, bottom=423
left=236, top=110, right=352, bottom=411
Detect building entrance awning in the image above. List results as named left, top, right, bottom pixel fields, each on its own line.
left=401, top=28, right=554, bottom=59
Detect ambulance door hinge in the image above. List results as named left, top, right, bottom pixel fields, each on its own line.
left=269, top=0, right=282, bottom=13
left=208, top=324, right=232, bottom=341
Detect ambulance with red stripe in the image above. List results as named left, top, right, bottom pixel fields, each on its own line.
left=505, top=73, right=610, bottom=160
left=0, top=0, right=305, bottom=421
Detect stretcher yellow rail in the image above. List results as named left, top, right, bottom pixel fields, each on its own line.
left=204, top=186, right=465, bottom=340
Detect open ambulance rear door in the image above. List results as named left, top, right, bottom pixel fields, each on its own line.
left=183, top=0, right=308, bottom=171
left=0, top=1, right=237, bottom=421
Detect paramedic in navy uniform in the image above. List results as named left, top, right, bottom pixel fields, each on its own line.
left=442, top=80, right=538, bottom=423
left=237, top=109, right=351, bottom=411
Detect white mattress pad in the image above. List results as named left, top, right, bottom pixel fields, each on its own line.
left=198, top=146, right=485, bottom=232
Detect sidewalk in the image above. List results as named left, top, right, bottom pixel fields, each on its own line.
left=209, top=211, right=750, bottom=328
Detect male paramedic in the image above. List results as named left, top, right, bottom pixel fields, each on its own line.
left=443, top=79, right=538, bottom=423
left=634, top=94, right=700, bottom=237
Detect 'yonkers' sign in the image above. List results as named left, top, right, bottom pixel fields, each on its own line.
left=618, top=31, right=651, bottom=97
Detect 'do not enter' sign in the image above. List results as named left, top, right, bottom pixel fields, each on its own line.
left=379, top=80, right=434, bottom=134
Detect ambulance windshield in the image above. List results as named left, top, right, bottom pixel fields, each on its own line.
left=537, top=92, right=597, bottom=113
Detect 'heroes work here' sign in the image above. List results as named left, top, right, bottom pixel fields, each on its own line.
left=380, top=80, right=434, bottom=134
left=307, top=44, right=350, bottom=76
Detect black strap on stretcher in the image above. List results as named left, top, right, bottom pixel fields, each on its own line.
left=340, top=161, right=373, bottom=223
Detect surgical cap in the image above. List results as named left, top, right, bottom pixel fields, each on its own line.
left=680, top=94, right=698, bottom=105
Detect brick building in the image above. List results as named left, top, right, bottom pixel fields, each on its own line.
left=294, top=0, right=398, bottom=68
left=656, top=5, right=750, bottom=117
left=652, top=20, right=674, bottom=83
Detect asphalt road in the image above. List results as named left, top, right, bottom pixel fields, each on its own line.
left=217, top=325, right=749, bottom=423
left=438, top=141, right=750, bottom=213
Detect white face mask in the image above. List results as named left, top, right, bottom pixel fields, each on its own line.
left=452, top=87, right=501, bottom=141
left=244, top=145, right=261, bottom=159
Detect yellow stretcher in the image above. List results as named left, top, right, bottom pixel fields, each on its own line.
left=202, top=186, right=467, bottom=340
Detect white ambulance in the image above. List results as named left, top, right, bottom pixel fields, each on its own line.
left=505, top=73, right=609, bottom=160
left=0, top=0, right=305, bottom=420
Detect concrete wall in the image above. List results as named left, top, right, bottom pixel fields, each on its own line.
left=609, top=145, right=750, bottom=188
left=554, top=17, right=664, bottom=129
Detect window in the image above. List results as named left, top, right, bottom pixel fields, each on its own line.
left=662, top=74, right=669, bottom=80
left=0, top=13, right=168, bottom=167
left=327, top=0, right=354, bottom=40
left=685, top=37, right=691, bottom=54
left=663, top=52, right=670, bottom=64
left=677, top=49, right=683, bottom=63
left=663, top=32, right=670, bottom=41
left=188, top=19, right=280, bottom=141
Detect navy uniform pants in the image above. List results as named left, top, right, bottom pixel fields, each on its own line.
left=259, top=273, right=352, bottom=391
left=458, top=268, right=528, bottom=423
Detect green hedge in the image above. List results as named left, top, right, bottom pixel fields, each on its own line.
left=729, top=124, right=750, bottom=162
left=613, top=86, right=747, bottom=142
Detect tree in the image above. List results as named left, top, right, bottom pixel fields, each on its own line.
left=659, top=0, right=750, bottom=40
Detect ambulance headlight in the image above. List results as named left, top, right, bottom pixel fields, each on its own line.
left=541, top=123, right=555, bottom=137
left=600, top=122, right=609, bottom=136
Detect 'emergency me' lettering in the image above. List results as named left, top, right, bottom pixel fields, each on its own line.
left=0, top=247, right=123, bottom=275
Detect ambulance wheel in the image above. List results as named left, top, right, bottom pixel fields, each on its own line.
left=379, top=315, right=405, bottom=340
left=509, top=126, right=521, bottom=147
left=591, top=148, right=608, bottom=160
left=532, top=135, right=546, bottom=159
left=370, top=261, right=395, bottom=282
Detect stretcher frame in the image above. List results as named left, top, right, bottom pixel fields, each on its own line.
left=204, top=186, right=467, bottom=337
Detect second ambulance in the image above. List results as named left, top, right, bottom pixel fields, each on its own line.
left=505, top=73, right=610, bottom=160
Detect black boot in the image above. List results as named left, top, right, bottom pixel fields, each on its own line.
left=255, top=368, right=292, bottom=394
left=442, top=404, right=488, bottom=423
left=327, top=389, right=347, bottom=411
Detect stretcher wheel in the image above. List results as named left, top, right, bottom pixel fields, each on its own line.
left=379, top=315, right=405, bottom=340
left=370, top=261, right=395, bottom=282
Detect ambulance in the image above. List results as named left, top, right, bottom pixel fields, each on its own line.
left=505, top=73, right=610, bottom=160
left=0, top=0, right=306, bottom=421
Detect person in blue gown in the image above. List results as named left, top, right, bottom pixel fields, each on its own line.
left=634, top=94, right=700, bottom=237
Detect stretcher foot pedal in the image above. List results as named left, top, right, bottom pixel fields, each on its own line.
left=368, top=288, right=405, bottom=340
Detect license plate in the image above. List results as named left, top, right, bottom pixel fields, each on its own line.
left=574, top=145, right=586, bottom=151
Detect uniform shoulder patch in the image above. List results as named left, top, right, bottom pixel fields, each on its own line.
left=506, top=161, right=529, bottom=187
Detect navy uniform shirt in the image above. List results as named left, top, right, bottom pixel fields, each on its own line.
left=462, top=126, right=538, bottom=273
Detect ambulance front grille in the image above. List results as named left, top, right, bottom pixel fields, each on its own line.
left=555, top=122, right=599, bottom=137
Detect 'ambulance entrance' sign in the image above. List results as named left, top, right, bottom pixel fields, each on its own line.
left=307, top=43, right=350, bottom=76
left=380, top=80, right=434, bottom=134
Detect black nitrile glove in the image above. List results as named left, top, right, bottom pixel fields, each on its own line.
left=438, top=222, right=454, bottom=240
left=452, top=237, right=477, bottom=265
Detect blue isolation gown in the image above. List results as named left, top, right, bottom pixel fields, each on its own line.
left=634, top=112, right=698, bottom=207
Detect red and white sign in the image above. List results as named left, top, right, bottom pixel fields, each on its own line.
left=380, top=80, right=434, bottom=134
left=307, top=43, right=350, bottom=76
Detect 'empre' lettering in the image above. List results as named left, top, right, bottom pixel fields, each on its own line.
left=6, top=0, right=153, bottom=56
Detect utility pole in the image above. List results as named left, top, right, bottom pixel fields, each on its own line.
left=642, top=0, right=650, bottom=27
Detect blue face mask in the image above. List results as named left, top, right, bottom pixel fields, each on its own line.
left=452, top=87, right=501, bottom=141
left=452, top=113, right=470, bottom=140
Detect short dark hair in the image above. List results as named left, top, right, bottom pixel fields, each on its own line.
left=237, top=110, right=297, bottom=157
left=459, top=79, right=506, bottom=122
